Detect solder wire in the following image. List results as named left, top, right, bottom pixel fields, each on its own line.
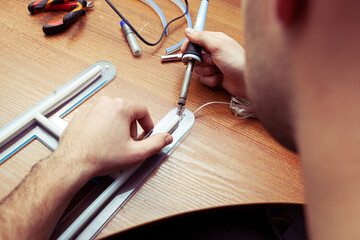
left=105, top=0, right=189, bottom=46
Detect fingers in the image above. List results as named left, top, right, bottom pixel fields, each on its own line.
left=201, top=52, right=214, bottom=65
left=183, top=28, right=220, bottom=54
left=181, top=32, right=221, bottom=88
left=98, top=97, right=154, bottom=138
left=181, top=38, right=189, bottom=53
left=181, top=29, right=223, bottom=58
left=131, top=106, right=154, bottom=134
left=200, top=73, right=223, bottom=87
left=181, top=29, right=215, bottom=66
left=130, top=133, right=173, bottom=162
left=130, top=121, right=137, bottom=140
left=194, top=65, right=219, bottom=76
left=114, top=99, right=154, bottom=133
left=193, top=54, right=222, bottom=88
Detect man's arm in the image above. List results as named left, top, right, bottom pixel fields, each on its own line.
left=0, top=154, right=91, bottom=239
left=0, top=97, right=172, bottom=239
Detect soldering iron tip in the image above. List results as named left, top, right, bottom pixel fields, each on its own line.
left=177, top=105, right=184, bottom=116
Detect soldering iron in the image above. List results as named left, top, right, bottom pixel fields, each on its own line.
left=177, top=0, right=209, bottom=116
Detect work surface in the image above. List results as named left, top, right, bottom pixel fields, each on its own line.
left=0, top=0, right=304, bottom=238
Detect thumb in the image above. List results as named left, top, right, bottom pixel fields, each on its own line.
left=131, top=133, right=173, bottom=161
left=184, top=28, right=217, bottom=53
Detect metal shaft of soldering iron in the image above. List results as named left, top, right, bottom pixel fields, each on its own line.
left=178, top=60, right=194, bottom=114
left=177, top=0, right=209, bottom=116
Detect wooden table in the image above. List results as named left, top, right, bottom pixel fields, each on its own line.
left=0, top=0, right=304, bottom=238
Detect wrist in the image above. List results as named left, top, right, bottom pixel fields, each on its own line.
left=43, top=151, right=92, bottom=191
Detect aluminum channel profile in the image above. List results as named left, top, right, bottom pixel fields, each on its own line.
left=0, top=61, right=116, bottom=164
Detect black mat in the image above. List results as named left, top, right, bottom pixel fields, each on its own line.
left=104, top=203, right=307, bottom=240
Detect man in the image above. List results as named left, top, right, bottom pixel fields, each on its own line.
left=1, top=0, right=360, bottom=239
left=182, top=1, right=360, bottom=239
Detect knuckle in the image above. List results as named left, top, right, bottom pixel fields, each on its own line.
left=194, top=67, right=202, bottom=75
left=205, top=56, right=213, bottom=65
left=115, top=98, right=128, bottom=105
left=114, top=98, right=130, bottom=112
left=152, top=137, right=165, bottom=150
left=98, top=95, right=110, bottom=103
left=156, top=139, right=165, bottom=151
left=201, top=74, right=222, bottom=87
left=210, top=32, right=230, bottom=49
left=215, top=31, right=229, bottom=40
left=217, top=32, right=227, bottom=37
left=132, top=150, right=147, bottom=162
left=201, top=76, right=213, bottom=86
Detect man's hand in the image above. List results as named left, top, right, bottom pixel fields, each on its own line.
left=181, top=28, right=246, bottom=97
left=56, top=96, right=173, bottom=178
left=0, top=97, right=173, bottom=240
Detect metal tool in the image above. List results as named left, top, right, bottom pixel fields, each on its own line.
left=177, top=0, right=209, bottom=116
left=28, top=0, right=94, bottom=35
left=161, top=53, right=183, bottom=62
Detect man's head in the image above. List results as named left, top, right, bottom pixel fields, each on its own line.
left=243, top=0, right=360, bottom=152
left=243, top=1, right=360, bottom=237
left=243, top=0, right=307, bottom=152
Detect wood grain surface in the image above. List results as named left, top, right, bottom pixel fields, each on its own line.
left=0, top=0, right=304, bottom=238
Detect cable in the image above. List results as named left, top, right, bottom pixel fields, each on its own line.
left=191, top=98, right=258, bottom=120
left=193, top=102, right=230, bottom=116
left=105, top=0, right=189, bottom=46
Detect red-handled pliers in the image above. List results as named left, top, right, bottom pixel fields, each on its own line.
left=28, top=0, right=94, bottom=35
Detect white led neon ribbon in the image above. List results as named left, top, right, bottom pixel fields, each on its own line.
left=166, top=0, right=193, bottom=54
left=139, top=0, right=168, bottom=36
left=138, top=0, right=192, bottom=54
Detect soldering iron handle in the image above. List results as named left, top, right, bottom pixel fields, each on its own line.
left=183, top=42, right=202, bottom=63
left=177, top=0, right=209, bottom=115
left=182, top=0, right=208, bottom=65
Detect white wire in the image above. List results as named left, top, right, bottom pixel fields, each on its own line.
left=139, top=22, right=150, bottom=34
left=192, top=98, right=258, bottom=120
left=193, top=101, right=230, bottom=115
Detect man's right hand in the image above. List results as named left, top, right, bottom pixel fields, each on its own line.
left=181, top=28, right=246, bottom=98
left=55, top=97, right=173, bottom=178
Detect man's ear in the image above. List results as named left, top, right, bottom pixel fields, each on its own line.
left=276, top=0, right=303, bottom=25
